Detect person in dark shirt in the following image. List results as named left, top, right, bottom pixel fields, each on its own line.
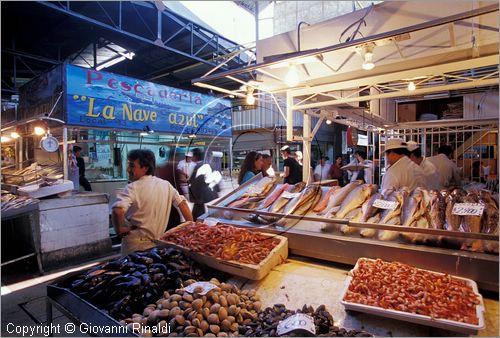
left=280, top=146, right=303, bottom=184
left=329, top=155, right=345, bottom=186
left=73, top=146, right=92, bottom=191
left=156, top=151, right=189, bottom=230
left=189, top=148, right=221, bottom=220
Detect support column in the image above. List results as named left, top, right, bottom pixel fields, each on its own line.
left=229, top=138, right=233, bottom=175
left=286, top=91, right=293, bottom=142
left=63, top=127, right=68, bottom=180
left=303, top=112, right=311, bottom=183
left=17, top=137, right=23, bottom=170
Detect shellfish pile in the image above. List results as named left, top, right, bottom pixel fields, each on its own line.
left=59, top=247, right=225, bottom=319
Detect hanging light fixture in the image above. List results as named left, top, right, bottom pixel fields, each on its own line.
left=1, top=135, right=12, bottom=143
left=246, top=87, right=255, bottom=105
left=408, top=81, right=416, bottom=91
left=361, top=44, right=375, bottom=70
left=10, top=127, right=21, bottom=139
left=285, top=63, right=300, bottom=87
left=326, top=119, right=332, bottom=125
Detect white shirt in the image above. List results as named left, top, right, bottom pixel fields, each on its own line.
left=314, top=163, right=331, bottom=181
left=381, top=156, right=426, bottom=191
left=112, top=175, right=186, bottom=241
left=177, top=159, right=196, bottom=178
left=350, top=160, right=374, bottom=184
left=427, top=153, right=461, bottom=188
left=419, top=157, right=440, bottom=190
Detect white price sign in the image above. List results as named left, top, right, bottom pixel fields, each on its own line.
left=452, top=203, right=484, bottom=216
left=282, top=191, right=301, bottom=199
left=277, top=313, right=316, bottom=336
left=373, top=199, right=398, bottom=210
left=184, top=282, right=218, bottom=295
left=204, top=217, right=219, bottom=226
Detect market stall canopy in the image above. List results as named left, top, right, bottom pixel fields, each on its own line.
left=1, top=1, right=253, bottom=100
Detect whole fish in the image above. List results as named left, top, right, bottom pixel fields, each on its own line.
left=257, top=184, right=289, bottom=209
left=402, top=216, right=431, bottom=244
left=360, top=192, right=382, bottom=222
left=445, top=192, right=463, bottom=231
left=460, top=193, right=481, bottom=233
left=340, top=208, right=363, bottom=235
left=283, top=185, right=320, bottom=215
left=313, top=186, right=340, bottom=212
left=480, top=190, right=499, bottom=235
left=378, top=216, right=401, bottom=241
left=228, top=196, right=261, bottom=208
left=429, top=190, right=446, bottom=230
left=334, top=184, right=377, bottom=219
left=320, top=181, right=362, bottom=216
left=242, top=177, right=276, bottom=197
left=401, top=188, right=426, bottom=227
left=379, top=189, right=407, bottom=224
left=359, top=214, right=381, bottom=238
left=274, top=186, right=322, bottom=227
left=266, top=182, right=305, bottom=214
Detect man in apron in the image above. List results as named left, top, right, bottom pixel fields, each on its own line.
left=112, top=149, right=193, bottom=256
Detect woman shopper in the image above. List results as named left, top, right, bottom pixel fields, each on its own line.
left=238, top=151, right=264, bottom=185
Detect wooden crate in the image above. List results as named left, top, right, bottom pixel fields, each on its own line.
left=156, top=223, right=288, bottom=280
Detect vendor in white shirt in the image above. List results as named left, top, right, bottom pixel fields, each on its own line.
left=406, top=141, right=440, bottom=190
left=381, top=139, right=426, bottom=191
left=112, top=149, right=193, bottom=256
left=427, top=145, right=461, bottom=188
left=350, top=150, right=373, bottom=184
left=177, top=151, right=196, bottom=178
left=313, top=156, right=331, bottom=182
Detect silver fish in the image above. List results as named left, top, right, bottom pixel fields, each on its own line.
left=334, top=184, right=377, bottom=219
left=320, top=181, right=362, bottom=216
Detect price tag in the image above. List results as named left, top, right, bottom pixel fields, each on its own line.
left=282, top=191, right=301, bottom=199
left=184, top=282, right=218, bottom=295
left=373, top=199, right=398, bottom=210
left=452, top=203, right=484, bottom=216
left=204, top=217, right=219, bottom=226
left=277, top=313, right=316, bottom=336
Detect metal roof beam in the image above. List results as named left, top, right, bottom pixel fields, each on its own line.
left=191, top=3, right=498, bottom=84
left=293, top=77, right=498, bottom=110
left=37, top=1, right=247, bottom=70
left=291, top=55, right=498, bottom=97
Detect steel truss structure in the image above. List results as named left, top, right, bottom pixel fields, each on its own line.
left=38, top=1, right=251, bottom=70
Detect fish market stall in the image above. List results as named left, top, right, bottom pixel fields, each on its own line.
left=47, top=246, right=499, bottom=337
left=201, top=175, right=499, bottom=292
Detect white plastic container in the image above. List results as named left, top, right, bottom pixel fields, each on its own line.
left=340, top=258, right=485, bottom=335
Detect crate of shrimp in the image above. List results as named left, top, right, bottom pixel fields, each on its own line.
left=156, top=222, right=288, bottom=280
left=340, top=258, right=485, bottom=334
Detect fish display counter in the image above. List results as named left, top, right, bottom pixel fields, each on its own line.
left=204, top=175, right=499, bottom=291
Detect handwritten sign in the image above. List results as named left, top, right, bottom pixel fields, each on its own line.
left=277, top=313, right=316, bottom=336
left=282, top=191, right=301, bottom=199
left=204, top=217, right=219, bottom=226
left=373, top=199, right=398, bottom=210
left=184, top=282, right=218, bottom=295
left=452, top=203, right=484, bottom=216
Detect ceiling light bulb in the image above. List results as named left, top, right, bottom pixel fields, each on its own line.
left=326, top=119, right=332, bottom=125
left=10, top=131, right=20, bottom=139
left=1, top=136, right=12, bottom=143
left=34, top=126, right=46, bottom=136
left=408, top=81, right=416, bottom=91
left=361, top=44, right=375, bottom=70
left=285, top=64, right=300, bottom=87
left=246, top=93, right=255, bottom=105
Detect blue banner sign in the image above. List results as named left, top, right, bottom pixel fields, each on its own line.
left=65, top=65, right=232, bottom=137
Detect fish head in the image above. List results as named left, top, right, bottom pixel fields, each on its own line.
left=381, top=188, right=395, bottom=198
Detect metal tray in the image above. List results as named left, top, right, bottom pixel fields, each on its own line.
left=340, top=258, right=485, bottom=335
left=47, top=284, right=137, bottom=337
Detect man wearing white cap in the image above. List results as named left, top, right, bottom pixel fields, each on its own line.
left=407, top=141, right=440, bottom=190
left=381, top=138, right=426, bottom=191
left=177, top=151, right=196, bottom=179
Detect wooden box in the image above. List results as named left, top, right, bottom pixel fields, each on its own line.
left=156, top=223, right=288, bottom=280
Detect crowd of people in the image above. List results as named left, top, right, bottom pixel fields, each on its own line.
left=98, top=141, right=463, bottom=257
